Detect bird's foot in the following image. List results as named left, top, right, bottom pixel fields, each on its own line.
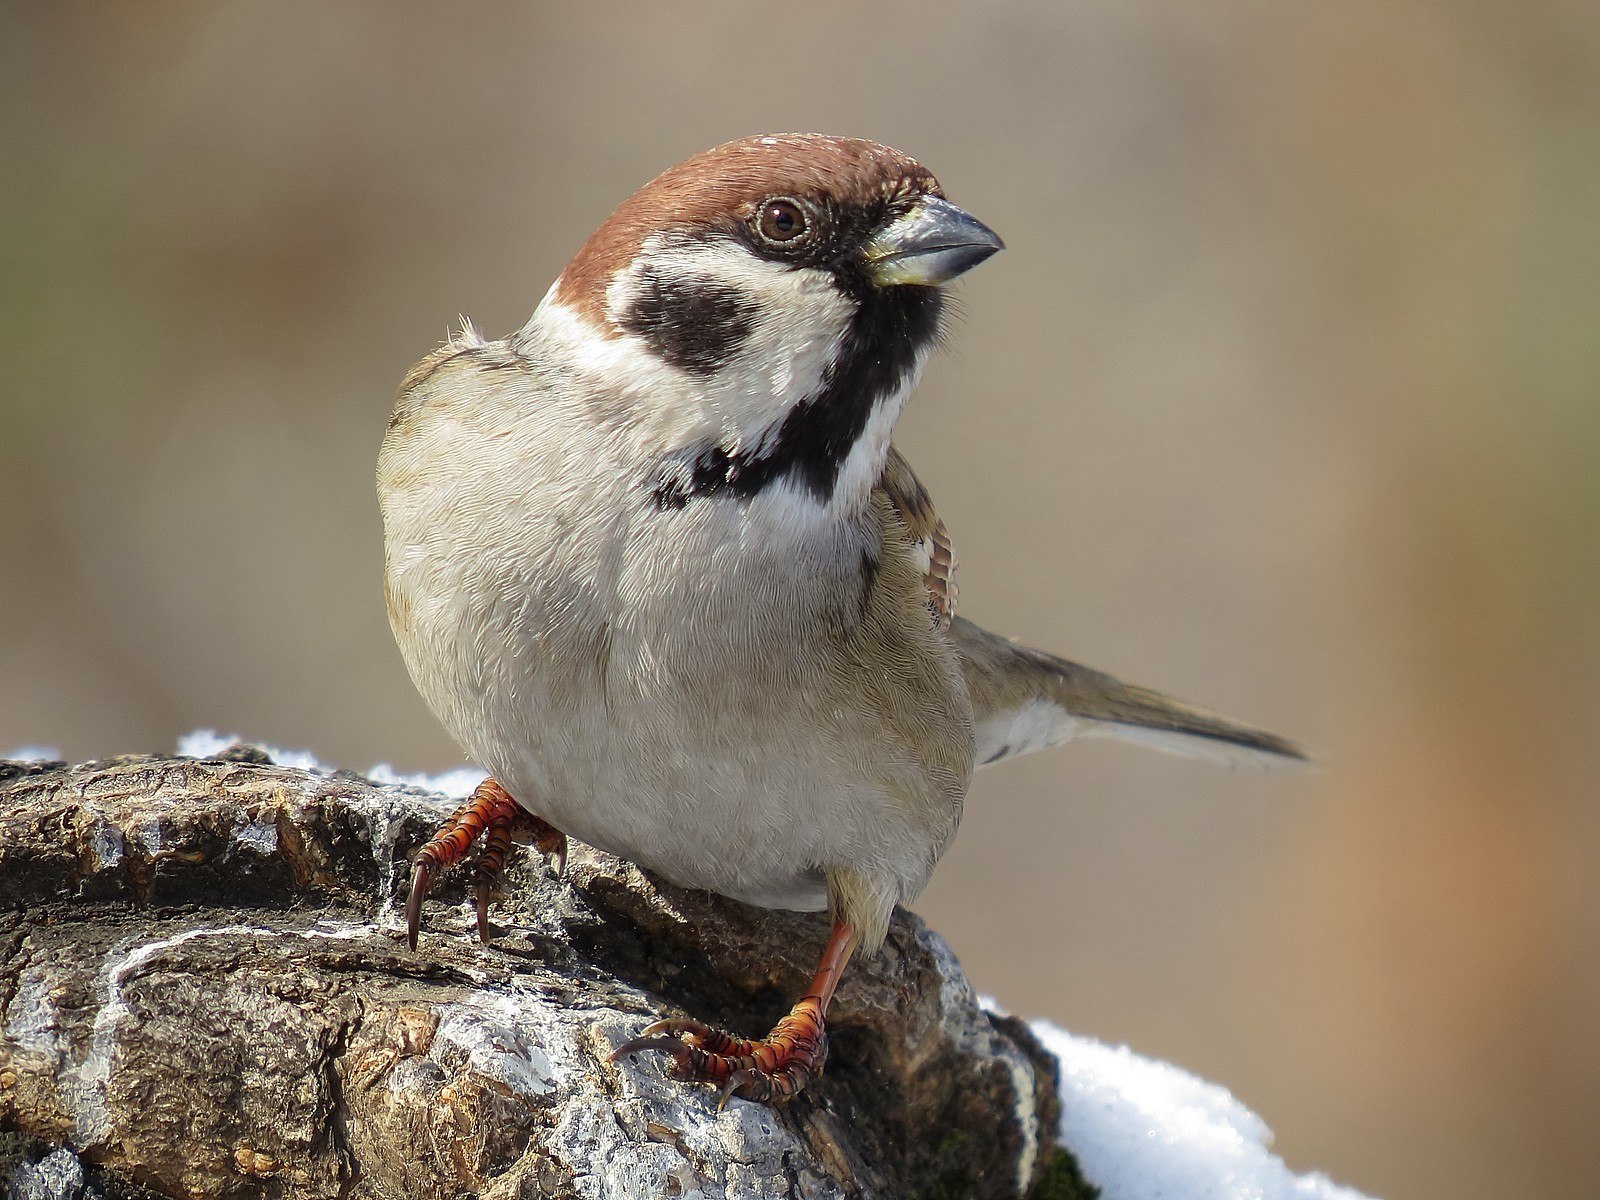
left=610, top=996, right=828, bottom=1106
left=404, top=776, right=566, bottom=948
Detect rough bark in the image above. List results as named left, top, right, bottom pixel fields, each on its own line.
left=0, top=750, right=1078, bottom=1200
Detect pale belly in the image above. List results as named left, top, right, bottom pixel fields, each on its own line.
left=425, top=614, right=963, bottom=916
left=498, top=735, right=840, bottom=912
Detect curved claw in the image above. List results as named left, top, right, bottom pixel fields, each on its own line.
left=405, top=860, right=433, bottom=950
left=632, top=1019, right=756, bottom=1057
left=474, top=881, right=494, bottom=944
left=717, top=1073, right=747, bottom=1112
left=524, top=818, right=567, bottom=879
left=635, top=1018, right=696, bottom=1040
left=609, top=1035, right=698, bottom=1067
left=545, top=836, right=567, bottom=879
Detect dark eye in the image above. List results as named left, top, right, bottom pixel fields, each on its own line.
left=756, top=198, right=808, bottom=243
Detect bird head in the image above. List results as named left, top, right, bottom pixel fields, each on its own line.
left=523, top=134, right=1002, bottom=512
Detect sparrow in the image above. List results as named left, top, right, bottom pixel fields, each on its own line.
left=378, top=133, right=1304, bottom=1104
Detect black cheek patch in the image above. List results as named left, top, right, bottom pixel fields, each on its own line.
left=617, top=265, right=758, bottom=377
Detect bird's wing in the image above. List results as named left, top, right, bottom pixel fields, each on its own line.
left=876, top=445, right=958, bottom=630
left=949, top=616, right=1307, bottom=769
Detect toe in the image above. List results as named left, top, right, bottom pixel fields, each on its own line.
left=609, top=1035, right=696, bottom=1066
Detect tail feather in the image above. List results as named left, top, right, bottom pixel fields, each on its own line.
left=950, top=617, right=1307, bottom=769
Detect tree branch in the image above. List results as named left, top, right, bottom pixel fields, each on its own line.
left=0, top=750, right=1080, bottom=1200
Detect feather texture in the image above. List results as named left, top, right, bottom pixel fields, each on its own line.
left=950, top=617, right=1307, bottom=768
left=877, top=445, right=958, bottom=629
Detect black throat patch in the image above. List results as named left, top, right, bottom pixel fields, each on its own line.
left=649, top=284, right=942, bottom=508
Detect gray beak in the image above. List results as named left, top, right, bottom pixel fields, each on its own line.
left=864, top=195, right=1004, bottom=287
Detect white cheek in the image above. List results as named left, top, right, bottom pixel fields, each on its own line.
left=604, top=238, right=853, bottom=448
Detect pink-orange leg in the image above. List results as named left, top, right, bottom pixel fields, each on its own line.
left=404, top=777, right=567, bottom=948
left=611, top=918, right=861, bottom=1105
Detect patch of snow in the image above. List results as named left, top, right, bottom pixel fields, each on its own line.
left=176, top=730, right=330, bottom=773
left=365, top=762, right=484, bottom=797
left=1026, top=1020, right=1373, bottom=1200
left=178, top=729, right=483, bottom=798
left=175, top=729, right=237, bottom=759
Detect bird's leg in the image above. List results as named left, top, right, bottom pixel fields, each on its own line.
left=471, top=806, right=567, bottom=942
left=404, top=776, right=567, bottom=948
left=611, top=918, right=860, bottom=1106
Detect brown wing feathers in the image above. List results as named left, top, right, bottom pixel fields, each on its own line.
left=877, top=445, right=958, bottom=630
left=949, top=616, right=1307, bottom=768
left=874, top=447, right=1305, bottom=768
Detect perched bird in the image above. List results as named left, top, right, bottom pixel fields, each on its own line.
left=379, top=133, right=1303, bottom=1104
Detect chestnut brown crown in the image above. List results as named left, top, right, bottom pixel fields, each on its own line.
left=552, top=134, right=944, bottom=322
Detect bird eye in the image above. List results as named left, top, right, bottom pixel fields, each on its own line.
left=756, top=198, right=808, bottom=243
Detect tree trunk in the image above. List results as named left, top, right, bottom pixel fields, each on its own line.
left=0, top=750, right=1082, bottom=1200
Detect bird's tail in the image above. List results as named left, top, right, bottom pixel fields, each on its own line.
left=949, top=617, right=1307, bottom=769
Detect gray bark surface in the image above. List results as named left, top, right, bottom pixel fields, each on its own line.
left=0, top=750, right=1076, bottom=1200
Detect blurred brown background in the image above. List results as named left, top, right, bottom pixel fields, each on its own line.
left=4, top=3, right=1597, bottom=1196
